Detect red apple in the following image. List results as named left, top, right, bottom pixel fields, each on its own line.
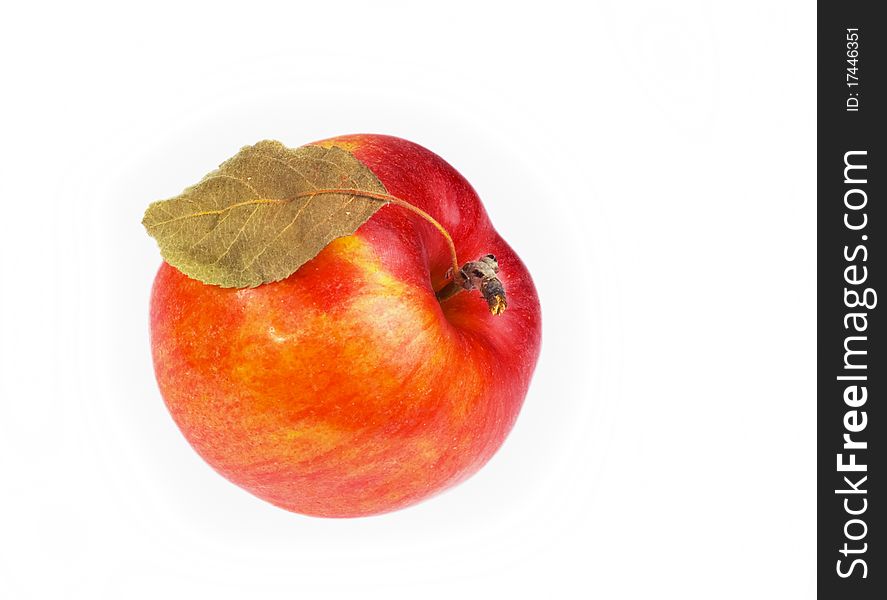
left=149, top=134, right=542, bottom=517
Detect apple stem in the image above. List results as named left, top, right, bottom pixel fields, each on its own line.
left=435, top=254, right=507, bottom=315
left=300, top=188, right=506, bottom=315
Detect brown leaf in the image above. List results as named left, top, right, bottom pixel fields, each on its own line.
left=142, top=140, right=388, bottom=288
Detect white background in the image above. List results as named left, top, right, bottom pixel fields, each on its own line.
left=0, top=1, right=815, bottom=598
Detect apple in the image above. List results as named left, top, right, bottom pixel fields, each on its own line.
left=149, top=134, right=541, bottom=517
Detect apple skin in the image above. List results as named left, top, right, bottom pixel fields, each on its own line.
left=150, top=134, right=541, bottom=517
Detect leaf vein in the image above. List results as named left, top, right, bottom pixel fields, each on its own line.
left=211, top=205, right=261, bottom=267
left=252, top=152, right=318, bottom=190
left=239, top=195, right=316, bottom=274
left=148, top=198, right=287, bottom=227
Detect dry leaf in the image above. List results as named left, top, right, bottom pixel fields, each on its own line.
left=142, top=141, right=388, bottom=287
